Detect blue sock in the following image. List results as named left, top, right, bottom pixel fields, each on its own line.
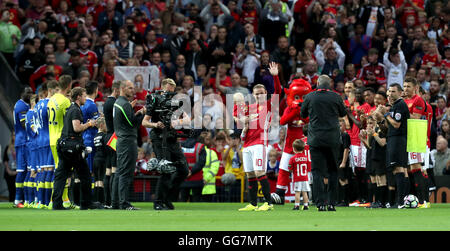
left=41, top=171, right=48, bottom=205
left=34, top=172, right=39, bottom=203
left=23, top=171, right=30, bottom=204
left=35, top=172, right=40, bottom=204
left=45, top=170, right=54, bottom=205
left=38, top=172, right=45, bottom=205
left=42, top=170, right=48, bottom=205
left=14, top=171, right=27, bottom=204
left=29, top=176, right=35, bottom=204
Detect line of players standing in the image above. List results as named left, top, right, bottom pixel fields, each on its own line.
left=334, top=78, right=433, bottom=209
left=12, top=76, right=111, bottom=209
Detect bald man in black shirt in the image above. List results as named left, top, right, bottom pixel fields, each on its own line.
left=301, top=75, right=347, bottom=211
left=113, top=80, right=146, bottom=210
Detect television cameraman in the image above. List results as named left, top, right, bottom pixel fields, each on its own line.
left=142, top=78, right=190, bottom=210
left=52, top=87, right=99, bottom=210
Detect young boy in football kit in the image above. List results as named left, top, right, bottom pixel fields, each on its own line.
left=289, top=139, right=311, bottom=210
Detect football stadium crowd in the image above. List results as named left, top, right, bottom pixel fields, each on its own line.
left=2, top=0, right=450, bottom=210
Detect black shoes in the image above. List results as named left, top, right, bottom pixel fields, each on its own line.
left=163, top=201, right=175, bottom=210
left=293, top=206, right=300, bottom=210
left=154, top=202, right=169, bottom=210
left=124, top=206, right=140, bottom=210
left=317, top=205, right=336, bottom=211
left=327, top=205, right=336, bottom=211
left=80, top=202, right=104, bottom=210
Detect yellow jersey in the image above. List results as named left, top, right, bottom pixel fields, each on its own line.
left=47, top=93, right=71, bottom=146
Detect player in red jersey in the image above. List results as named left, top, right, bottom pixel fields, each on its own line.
left=358, top=87, right=377, bottom=116
left=418, top=87, right=435, bottom=202
left=289, top=139, right=311, bottom=210
left=238, top=62, right=281, bottom=212
left=403, top=77, right=430, bottom=207
left=346, top=87, right=376, bottom=205
left=78, top=36, right=98, bottom=80
left=272, top=78, right=312, bottom=204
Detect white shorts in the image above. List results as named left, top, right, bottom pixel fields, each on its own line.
left=242, top=144, right=267, bottom=173
left=294, top=181, right=311, bottom=192
left=349, top=144, right=367, bottom=169
left=279, top=152, right=294, bottom=172
left=408, top=152, right=425, bottom=165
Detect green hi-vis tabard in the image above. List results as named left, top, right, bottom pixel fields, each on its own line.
left=407, top=119, right=428, bottom=153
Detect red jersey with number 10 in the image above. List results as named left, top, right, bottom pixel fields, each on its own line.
left=288, top=152, right=310, bottom=182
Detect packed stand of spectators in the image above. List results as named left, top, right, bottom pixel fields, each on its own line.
left=3, top=0, right=450, bottom=204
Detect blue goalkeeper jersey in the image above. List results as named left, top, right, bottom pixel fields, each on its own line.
left=14, top=99, right=29, bottom=147
left=36, top=98, right=50, bottom=148
left=81, top=98, right=99, bottom=145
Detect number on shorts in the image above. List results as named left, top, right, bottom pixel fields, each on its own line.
left=257, top=159, right=263, bottom=167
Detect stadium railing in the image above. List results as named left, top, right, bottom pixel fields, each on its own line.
left=0, top=52, right=25, bottom=131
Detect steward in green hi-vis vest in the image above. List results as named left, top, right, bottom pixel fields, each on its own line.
left=264, top=0, right=291, bottom=37
left=202, top=146, right=220, bottom=195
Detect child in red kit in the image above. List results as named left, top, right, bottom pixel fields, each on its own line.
left=288, top=139, right=311, bottom=210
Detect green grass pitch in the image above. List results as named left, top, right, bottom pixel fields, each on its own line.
left=1, top=202, right=450, bottom=231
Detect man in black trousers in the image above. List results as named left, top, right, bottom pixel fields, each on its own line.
left=52, top=87, right=99, bottom=210
left=142, top=78, right=189, bottom=210
left=373, top=83, right=410, bottom=209
left=113, top=80, right=146, bottom=210
left=300, top=75, right=347, bottom=211
left=103, top=81, right=120, bottom=209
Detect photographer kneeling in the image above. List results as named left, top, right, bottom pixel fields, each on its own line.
left=142, top=78, right=190, bottom=210
left=52, top=87, right=99, bottom=210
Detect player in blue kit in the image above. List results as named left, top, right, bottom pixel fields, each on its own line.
left=13, top=87, right=33, bottom=208
left=79, top=81, right=99, bottom=204
left=36, top=81, right=59, bottom=208
left=24, top=94, right=39, bottom=208
left=34, top=83, right=48, bottom=208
